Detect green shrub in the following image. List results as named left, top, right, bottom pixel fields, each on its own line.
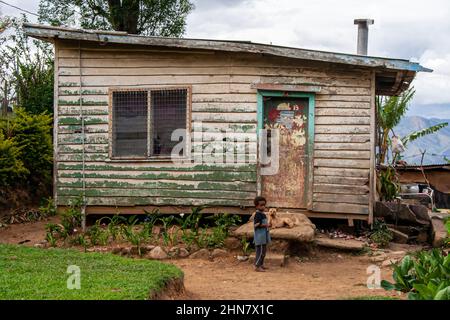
left=445, top=217, right=449, bottom=247
left=370, top=219, right=394, bottom=247
left=0, top=132, right=28, bottom=186
left=61, top=197, right=83, bottom=235
left=39, top=197, right=56, bottom=217
left=9, top=108, right=52, bottom=187
left=381, top=249, right=450, bottom=300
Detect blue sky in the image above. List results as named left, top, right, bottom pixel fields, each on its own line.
left=2, top=0, right=450, bottom=119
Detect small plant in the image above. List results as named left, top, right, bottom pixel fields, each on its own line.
left=369, top=219, right=394, bottom=247
left=39, top=197, right=56, bottom=217
left=98, top=215, right=126, bottom=241
left=181, top=229, right=196, bottom=251
left=211, top=214, right=241, bottom=233
left=61, top=197, right=83, bottom=236
left=381, top=249, right=450, bottom=300
left=378, top=166, right=400, bottom=201
left=121, top=224, right=145, bottom=256
left=45, top=223, right=62, bottom=247
left=241, top=236, right=251, bottom=256
left=86, top=223, right=101, bottom=246
left=195, top=227, right=210, bottom=249
left=175, top=207, right=204, bottom=232
left=70, top=234, right=89, bottom=252
left=208, top=226, right=227, bottom=248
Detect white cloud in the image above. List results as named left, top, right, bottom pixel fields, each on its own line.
left=2, top=0, right=450, bottom=113
left=187, top=0, right=450, bottom=110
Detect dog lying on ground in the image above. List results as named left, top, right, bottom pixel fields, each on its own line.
left=250, top=208, right=299, bottom=229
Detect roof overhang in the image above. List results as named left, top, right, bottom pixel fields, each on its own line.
left=23, top=23, right=432, bottom=96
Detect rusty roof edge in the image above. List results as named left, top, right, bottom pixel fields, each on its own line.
left=22, top=23, right=433, bottom=73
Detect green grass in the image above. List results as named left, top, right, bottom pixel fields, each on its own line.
left=0, top=244, right=183, bottom=300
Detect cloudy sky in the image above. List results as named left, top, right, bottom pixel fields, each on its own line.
left=2, top=0, right=450, bottom=118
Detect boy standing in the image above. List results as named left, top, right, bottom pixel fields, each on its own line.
left=253, top=196, right=271, bottom=272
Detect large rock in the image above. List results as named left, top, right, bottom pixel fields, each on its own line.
left=211, top=249, right=228, bottom=259
left=232, top=212, right=315, bottom=242
left=178, top=248, right=190, bottom=258
left=430, top=217, right=448, bottom=247
left=375, top=201, right=430, bottom=225
left=314, top=234, right=365, bottom=251
left=148, top=246, right=168, bottom=260
left=224, top=237, right=241, bottom=250
left=388, top=228, right=409, bottom=244
left=189, top=248, right=210, bottom=259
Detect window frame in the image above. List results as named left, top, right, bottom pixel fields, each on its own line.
left=108, top=86, right=192, bottom=162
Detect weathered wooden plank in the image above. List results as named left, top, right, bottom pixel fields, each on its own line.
left=192, top=93, right=257, bottom=103
left=190, top=153, right=258, bottom=164
left=59, top=66, right=372, bottom=86
left=57, top=162, right=256, bottom=172
left=59, top=153, right=109, bottom=162
left=315, top=95, right=371, bottom=102
left=57, top=177, right=257, bottom=192
left=58, top=144, right=109, bottom=153
left=58, top=133, right=108, bottom=145
left=315, top=101, right=370, bottom=109
left=58, top=106, right=109, bottom=116
left=314, top=183, right=370, bottom=194
left=314, top=167, right=369, bottom=178
left=59, top=74, right=257, bottom=86
left=192, top=103, right=256, bottom=113
left=313, top=202, right=369, bottom=214
left=315, top=116, right=370, bottom=125
left=58, top=187, right=255, bottom=200
left=58, top=170, right=256, bottom=182
left=58, top=115, right=109, bottom=125
left=57, top=195, right=253, bottom=207
left=313, top=175, right=369, bottom=186
left=315, top=125, right=370, bottom=134
left=192, top=112, right=256, bottom=123
left=314, top=150, right=371, bottom=159
left=58, top=97, right=107, bottom=106
left=58, top=124, right=109, bottom=134
left=315, top=134, right=370, bottom=143
left=314, top=158, right=370, bottom=169
left=192, top=132, right=256, bottom=142
left=192, top=141, right=256, bottom=153
left=313, top=193, right=369, bottom=205
left=315, top=108, right=370, bottom=116
left=314, top=142, right=370, bottom=150
left=195, top=123, right=257, bottom=134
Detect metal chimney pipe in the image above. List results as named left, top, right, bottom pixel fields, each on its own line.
left=354, top=19, right=374, bottom=55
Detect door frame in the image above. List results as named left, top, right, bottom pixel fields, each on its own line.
left=256, top=90, right=315, bottom=210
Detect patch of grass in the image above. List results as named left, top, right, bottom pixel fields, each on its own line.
left=0, top=244, right=183, bottom=300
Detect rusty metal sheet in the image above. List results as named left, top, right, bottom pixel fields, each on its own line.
left=261, top=97, right=308, bottom=208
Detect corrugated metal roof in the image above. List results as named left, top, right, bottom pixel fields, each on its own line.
left=22, top=23, right=432, bottom=96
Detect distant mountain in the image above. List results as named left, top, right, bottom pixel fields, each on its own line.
left=393, top=116, right=450, bottom=165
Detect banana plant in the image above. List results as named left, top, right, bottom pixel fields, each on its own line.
left=381, top=249, right=450, bottom=300
left=401, top=122, right=448, bottom=147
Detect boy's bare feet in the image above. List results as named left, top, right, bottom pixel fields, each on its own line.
left=255, top=266, right=266, bottom=272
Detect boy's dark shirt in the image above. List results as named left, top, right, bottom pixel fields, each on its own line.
left=254, top=210, right=267, bottom=228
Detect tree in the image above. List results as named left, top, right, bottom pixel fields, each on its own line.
left=38, top=0, right=195, bottom=36
left=376, top=87, right=415, bottom=164
left=0, top=15, right=54, bottom=115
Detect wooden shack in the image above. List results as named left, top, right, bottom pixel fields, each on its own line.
left=24, top=23, right=431, bottom=223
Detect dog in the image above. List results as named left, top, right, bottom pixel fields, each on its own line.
left=250, top=208, right=298, bottom=229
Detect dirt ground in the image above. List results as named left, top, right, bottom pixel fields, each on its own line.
left=0, top=218, right=404, bottom=300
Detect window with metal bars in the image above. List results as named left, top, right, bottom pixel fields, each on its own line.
left=111, top=88, right=188, bottom=159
